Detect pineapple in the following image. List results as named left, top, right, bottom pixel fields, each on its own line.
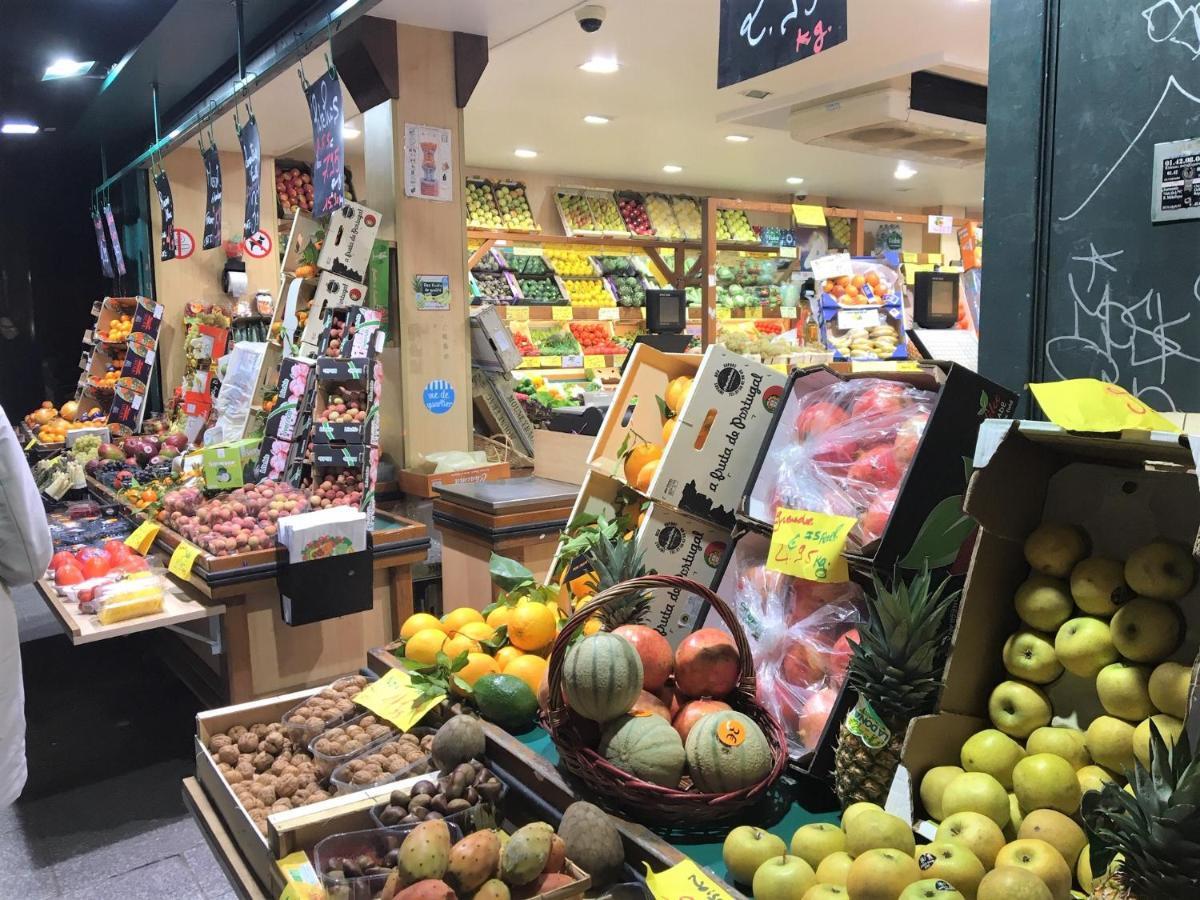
left=833, top=565, right=959, bottom=808
left=585, top=531, right=651, bottom=629
left=1084, top=722, right=1200, bottom=898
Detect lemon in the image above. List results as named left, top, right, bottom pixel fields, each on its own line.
left=405, top=628, right=447, bottom=664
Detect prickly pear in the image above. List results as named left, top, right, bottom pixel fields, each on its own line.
left=500, top=821, right=554, bottom=885
left=397, top=819, right=451, bottom=884
left=542, top=834, right=565, bottom=874
left=445, top=829, right=501, bottom=893
left=472, top=878, right=511, bottom=900
left=394, top=879, right=455, bottom=900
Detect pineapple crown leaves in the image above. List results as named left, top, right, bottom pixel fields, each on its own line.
left=1084, top=721, right=1200, bottom=888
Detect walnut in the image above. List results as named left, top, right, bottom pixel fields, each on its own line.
left=292, top=752, right=312, bottom=765
left=270, top=757, right=289, bottom=776
left=237, top=733, right=259, bottom=754
left=335, top=699, right=355, bottom=715
left=263, top=732, right=286, bottom=754
left=217, top=745, right=240, bottom=766
left=276, top=774, right=299, bottom=798
left=217, top=762, right=233, bottom=774
left=236, top=761, right=256, bottom=780
left=314, top=737, right=335, bottom=755
left=252, top=751, right=274, bottom=773
left=305, top=716, right=324, bottom=730
left=208, top=734, right=233, bottom=753
left=384, top=757, right=409, bottom=774
left=228, top=725, right=248, bottom=739
left=309, top=790, right=330, bottom=804
left=271, top=799, right=293, bottom=813
left=296, top=772, right=316, bottom=790
left=255, top=820, right=269, bottom=837
left=257, top=773, right=278, bottom=787
left=366, top=724, right=391, bottom=741
left=242, top=796, right=264, bottom=811
left=225, top=769, right=244, bottom=786
left=253, top=784, right=277, bottom=806
left=251, top=723, right=271, bottom=738
left=351, top=769, right=377, bottom=785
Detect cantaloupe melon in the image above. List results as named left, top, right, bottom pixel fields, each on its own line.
left=685, top=710, right=773, bottom=793
left=562, top=632, right=643, bottom=722
left=599, top=714, right=686, bottom=787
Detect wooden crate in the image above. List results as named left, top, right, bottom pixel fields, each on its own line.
left=396, top=461, right=511, bottom=498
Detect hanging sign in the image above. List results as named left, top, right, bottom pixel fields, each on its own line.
left=304, top=68, right=345, bottom=215
left=238, top=115, right=261, bottom=238
left=92, top=211, right=114, bottom=278
left=154, top=170, right=176, bottom=261
left=717, top=0, right=849, bottom=88
left=103, top=204, right=126, bottom=276
left=202, top=142, right=223, bottom=250
left=414, top=274, right=451, bottom=311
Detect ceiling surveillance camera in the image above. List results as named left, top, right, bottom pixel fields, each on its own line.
left=576, top=4, right=606, bottom=33
left=792, top=190, right=809, bottom=202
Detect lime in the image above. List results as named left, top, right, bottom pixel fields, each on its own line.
left=473, top=673, right=539, bottom=730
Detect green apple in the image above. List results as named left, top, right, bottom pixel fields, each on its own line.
left=1012, top=753, right=1082, bottom=816
left=1025, top=726, right=1090, bottom=770
left=815, top=851, right=853, bottom=886
left=1013, top=575, right=1074, bottom=631
left=1053, top=616, right=1118, bottom=678
left=976, top=865, right=1054, bottom=900
left=1076, top=764, right=1116, bottom=795
left=1148, top=660, right=1191, bottom=718
left=1084, top=716, right=1136, bottom=775
left=936, top=811, right=1006, bottom=868
left=913, top=841, right=984, bottom=898
left=1002, top=629, right=1064, bottom=684
left=790, top=823, right=845, bottom=869
left=752, top=854, right=816, bottom=900
left=920, top=765, right=964, bottom=820
left=1110, top=597, right=1183, bottom=663
left=846, top=849, right=922, bottom=900
left=723, top=825, right=787, bottom=884
left=1023, top=522, right=1089, bottom=578
left=801, top=886, right=848, bottom=900
left=898, top=880, right=964, bottom=900
left=1133, top=714, right=1184, bottom=768
left=1124, top=539, right=1196, bottom=600
left=1018, top=808, right=1086, bottom=868
left=845, top=808, right=916, bottom=857
left=960, top=729, right=1026, bottom=789
left=1096, top=661, right=1155, bottom=720
left=994, top=839, right=1072, bottom=900
left=941, top=772, right=1010, bottom=829
left=988, top=681, right=1052, bottom=739
left=1069, top=556, right=1125, bottom=615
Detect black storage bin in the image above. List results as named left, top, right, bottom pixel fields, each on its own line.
left=276, top=535, right=374, bottom=626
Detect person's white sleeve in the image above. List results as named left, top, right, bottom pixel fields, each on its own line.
left=0, top=409, right=53, bottom=587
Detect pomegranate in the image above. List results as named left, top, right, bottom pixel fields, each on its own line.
left=797, top=685, right=840, bottom=748
left=613, top=624, right=674, bottom=692
left=674, top=628, right=740, bottom=698
left=629, top=690, right=672, bottom=723
left=850, top=381, right=909, bottom=419
left=848, top=445, right=901, bottom=489
left=672, top=699, right=732, bottom=742
left=795, top=401, right=848, bottom=440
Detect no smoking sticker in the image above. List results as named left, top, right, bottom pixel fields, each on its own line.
left=243, top=230, right=273, bottom=258
left=174, top=228, right=195, bottom=260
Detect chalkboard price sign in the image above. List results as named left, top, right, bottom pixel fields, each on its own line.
left=154, top=170, right=176, bottom=262
left=201, top=143, right=223, bottom=250
left=103, top=204, right=126, bottom=277
left=239, top=115, right=261, bottom=238
left=304, top=68, right=345, bottom=215
left=717, top=0, right=848, bottom=88
left=92, top=212, right=114, bottom=279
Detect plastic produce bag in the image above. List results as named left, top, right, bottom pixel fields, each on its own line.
left=768, top=378, right=936, bottom=550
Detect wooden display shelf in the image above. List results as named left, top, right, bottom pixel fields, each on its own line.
left=496, top=303, right=644, bottom=323
left=183, top=777, right=270, bottom=900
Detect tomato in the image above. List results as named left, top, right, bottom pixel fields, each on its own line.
left=103, top=539, right=128, bottom=557
left=117, top=556, right=149, bottom=573
left=81, top=557, right=111, bottom=580
left=106, top=544, right=132, bottom=566
left=77, top=546, right=107, bottom=563
left=55, top=564, right=84, bottom=586
left=50, top=550, right=77, bottom=571
left=78, top=587, right=95, bottom=604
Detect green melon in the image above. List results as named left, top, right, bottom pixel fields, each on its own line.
left=562, top=632, right=643, bottom=722
left=599, top=714, right=686, bottom=787
left=685, top=710, right=773, bottom=793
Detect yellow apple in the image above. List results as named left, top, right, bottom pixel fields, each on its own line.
left=1096, top=661, right=1155, bottom=721
left=1085, top=716, right=1137, bottom=775
left=815, top=851, right=853, bottom=886
left=1018, top=808, right=1086, bottom=867
left=1023, top=522, right=1088, bottom=578
left=1124, top=539, right=1196, bottom=600
left=994, top=839, right=1072, bottom=900
left=846, top=849, right=922, bottom=900
left=1110, top=597, right=1183, bottom=663
left=913, top=841, right=984, bottom=898
left=920, top=765, right=965, bottom=820
left=1014, top=575, right=1074, bottom=631
left=753, top=854, right=817, bottom=900
left=1054, top=616, right=1118, bottom=678
left=845, top=809, right=916, bottom=857
left=1003, top=629, right=1064, bottom=684
left=941, top=772, right=1011, bottom=829
left=1069, top=556, right=1125, bottom=615
left=976, top=865, right=1054, bottom=900
left=1012, top=753, right=1082, bottom=816
left=1025, top=726, right=1090, bottom=771
left=988, top=681, right=1052, bottom=739
left=790, top=823, right=846, bottom=869
left=1132, top=714, right=1184, bottom=768
left=1148, top=660, right=1190, bottom=718
left=961, top=729, right=1026, bottom=789
left=1076, top=764, right=1116, bottom=795
left=936, top=811, right=1006, bottom=868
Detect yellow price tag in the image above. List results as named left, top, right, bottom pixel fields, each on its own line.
left=780, top=306, right=798, bottom=319
left=584, top=355, right=606, bottom=369
left=1029, top=379, right=1181, bottom=434
left=551, top=306, right=573, bottom=321
left=927, top=253, right=943, bottom=265
left=598, top=307, right=620, bottom=321
left=168, top=541, right=204, bottom=580
left=851, top=360, right=922, bottom=373
left=276, top=851, right=323, bottom=899
left=716, top=307, right=732, bottom=320
left=902, top=251, right=919, bottom=263
left=507, top=306, right=529, bottom=321
left=792, top=204, right=827, bottom=228
left=355, top=668, right=446, bottom=732
left=644, top=860, right=735, bottom=900
left=24, top=437, right=38, bottom=451
left=766, top=508, right=856, bottom=583
left=778, top=245, right=798, bottom=259
left=518, top=357, right=538, bottom=369
left=539, top=356, right=562, bottom=367
left=125, top=520, right=161, bottom=555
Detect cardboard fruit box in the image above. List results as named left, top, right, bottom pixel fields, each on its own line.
left=646, top=344, right=787, bottom=529
left=739, top=361, right=1016, bottom=567
left=887, top=421, right=1200, bottom=835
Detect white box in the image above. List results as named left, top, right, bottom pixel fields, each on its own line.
left=317, top=202, right=382, bottom=284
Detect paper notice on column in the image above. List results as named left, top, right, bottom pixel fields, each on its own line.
left=278, top=507, right=367, bottom=563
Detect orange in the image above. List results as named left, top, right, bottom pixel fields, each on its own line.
left=566, top=569, right=594, bottom=599
left=485, top=605, right=515, bottom=630
left=622, top=443, right=662, bottom=484
left=458, top=621, right=496, bottom=643
left=400, top=612, right=445, bottom=640
left=442, top=607, right=484, bottom=634
left=582, top=616, right=604, bottom=636
left=866, top=271, right=881, bottom=288
left=509, top=601, right=557, bottom=651
left=504, top=655, right=549, bottom=694
left=635, top=460, right=659, bottom=493
left=851, top=274, right=866, bottom=289
left=662, top=417, right=677, bottom=444
left=665, top=376, right=693, bottom=414
left=404, top=627, right=447, bottom=664
left=494, top=646, right=525, bottom=671
left=442, top=633, right=482, bottom=659
left=453, top=652, right=499, bottom=692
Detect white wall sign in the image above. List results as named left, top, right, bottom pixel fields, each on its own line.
left=404, top=123, right=453, bottom=202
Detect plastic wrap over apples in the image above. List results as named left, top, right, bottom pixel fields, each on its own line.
left=769, top=378, right=936, bottom=550
left=730, top=556, right=864, bottom=757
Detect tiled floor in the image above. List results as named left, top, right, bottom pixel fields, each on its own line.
left=7, top=585, right=235, bottom=899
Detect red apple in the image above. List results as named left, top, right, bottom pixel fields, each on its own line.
left=629, top=690, right=672, bottom=723
left=49, top=550, right=77, bottom=571
left=795, top=401, right=848, bottom=441
left=780, top=643, right=820, bottom=688
left=860, top=489, right=897, bottom=544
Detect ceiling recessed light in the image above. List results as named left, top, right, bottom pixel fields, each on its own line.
left=514, top=148, right=538, bottom=158
left=1, top=122, right=39, bottom=135
left=893, top=162, right=917, bottom=181
left=579, top=57, right=619, bottom=74
left=342, top=125, right=361, bottom=139
left=725, top=134, right=751, bottom=143
left=583, top=114, right=610, bottom=125
left=662, top=164, right=683, bottom=174
left=786, top=177, right=805, bottom=185
left=43, top=58, right=95, bottom=81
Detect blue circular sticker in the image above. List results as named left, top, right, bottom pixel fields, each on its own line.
left=423, top=380, right=455, bottom=415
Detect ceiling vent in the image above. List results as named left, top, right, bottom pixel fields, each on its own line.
left=788, top=73, right=986, bottom=167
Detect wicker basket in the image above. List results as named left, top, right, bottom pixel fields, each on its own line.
left=543, top=574, right=788, bottom=824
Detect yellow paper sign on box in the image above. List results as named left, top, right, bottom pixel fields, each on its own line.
left=539, top=356, right=562, bottom=368
left=766, top=508, right=856, bottom=582
left=644, top=860, right=735, bottom=900
left=1029, top=379, right=1181, bottom=434
left=168, top=541, right=203, bottom=580
left=584, top=355, right=606, bottom=369
left=551, top=306, right=573, bottom=321
left=716, top=307, right=732, bottom=320
left=125, top=520, right=161, bottom=555
left=355, top=668, right=445, bottom=732
left=792, top=204, right=827, bottom=228
left=507, top=306, right=530, bottom=321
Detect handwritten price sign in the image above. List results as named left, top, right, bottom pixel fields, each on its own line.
left=766, top=507, right=855, bottom=583
left=717, top=1, right=848, bottom=88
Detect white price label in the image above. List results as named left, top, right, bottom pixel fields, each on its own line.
left=837, top=308, right=882, bottom=330
left=927, top=215, right=955, bottom=235
left=512, top=246, right=543, bottom=256
left=598, top=307, right=620, bottom=321
left=145, top=350, right=155, bottom=367
left=811, top=253, right=854, bottom=282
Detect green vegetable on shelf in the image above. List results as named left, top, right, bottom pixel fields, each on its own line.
left=518, top=276, right=563, bottom=303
